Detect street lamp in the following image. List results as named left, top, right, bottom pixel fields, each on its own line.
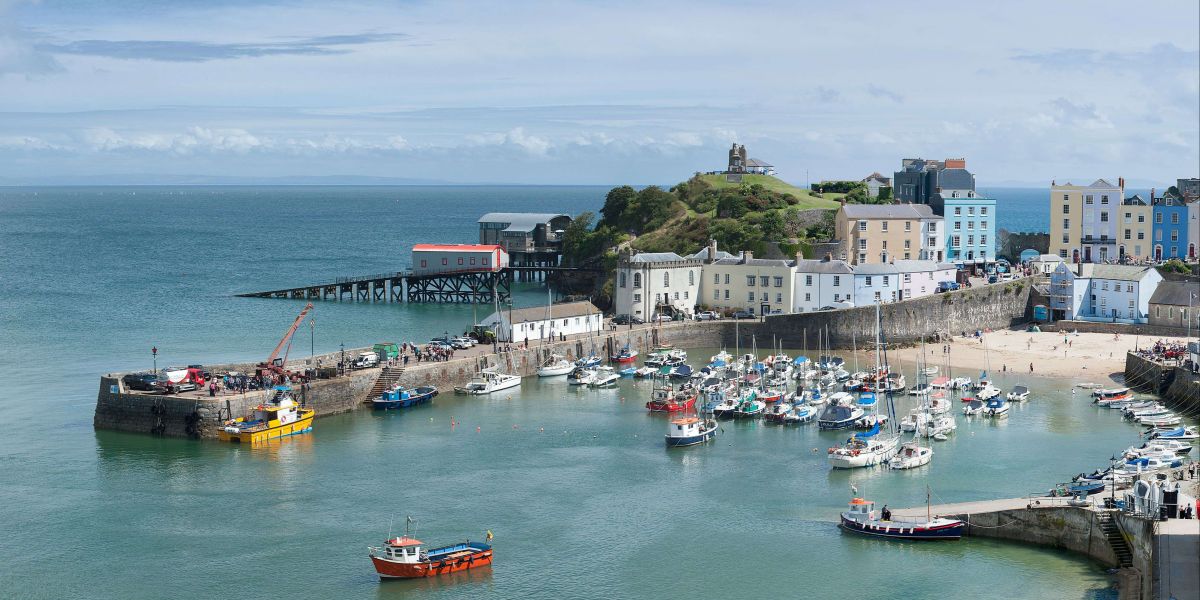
left=310, top=318, right=315, bottom=360
left=152, top=346, right=157, bottom=375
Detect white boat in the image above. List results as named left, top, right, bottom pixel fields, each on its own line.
left=921, top=366, right=939, bottom=376
left=1124, top=440, right=1193, bottom=458
left=929, top=376, right=951, bottom=390
left=1124, top=404, right=1168, bottom=419
left=1139, top=414, right=1182, bottom=427
left=889, top=441, right=933, bottom=469
left=1006, top=386, right=1030, bottom=402
left=536, top=354, right=574, bottom=377
left=984, top=397, right=1009, bottom=417
left=454, top=368, right=521, bottom=395
left=665, top=415, right=718, bottom=447
left=566, top=367, right=596, bottom=386
left=588, top=366, right=620, bottom=387
left=634, top=366, right=658, bottom=378
left=963, top=399, right=985, bottom=416
left=923, top=393, right=952, bottom=415
left=899, top=411, right=931, bottom=433
left=828, top=428, right=900, bottom=469
left=919, top=416, right=957, bottom=438
left=976, top=384, right=1002, bottom=401
left=1149, top=425, right=1198, bottom=440
left=908, top=383, right=931, bottom=396
left=949, top=377, right=972, bottom=390
left=1114, top=455, right=1183, bottom=476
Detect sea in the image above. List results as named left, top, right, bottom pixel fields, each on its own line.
left=0, top=185, right=1132, bottom=599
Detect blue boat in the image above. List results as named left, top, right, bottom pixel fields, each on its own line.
left=670, top=364, right=693, bottom=380
left=576, top=354, right=602, bottom=368
left=618, top=366, right=637, bottom=377
left=839, top=497, right=964, bottom=540
left=857, top=392, right=877, bottom=407
left=818, top=404, right=865, bottom=430
left=373, top=385, right=438, bottom=410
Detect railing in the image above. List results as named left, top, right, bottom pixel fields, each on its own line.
left=334, top=272, right=407, bottom=284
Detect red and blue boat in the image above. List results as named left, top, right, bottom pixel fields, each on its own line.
left=610, top=344, right=638, bottom=364
left=369, top=535, right=493, bottom=579
left=373, top=384, right=438, bottom=410
left=839, top=497, right=964, bottom=540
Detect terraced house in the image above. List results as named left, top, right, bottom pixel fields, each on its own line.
left=834, top=203, right=943, bottom=265
left=699, top=251, right=795, bottom=316
left=1048, top=178, right=1123, bottom=263
left=1118, top=194, right=1153, bottom=261
left=1151, top=193, right=1188, bottom=261
left=939, top=190, right=996, bottom=265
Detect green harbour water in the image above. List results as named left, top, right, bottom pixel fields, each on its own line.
left=0, top=186, right=1138, bottom=599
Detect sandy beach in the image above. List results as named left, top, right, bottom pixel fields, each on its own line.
left=885, top=328, right=1193, bottom=384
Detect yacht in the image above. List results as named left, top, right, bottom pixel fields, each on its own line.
left=588, top=366, right=620, bottom=387
left=566, top=366, right=597, bottom=386
left=536, top=354, right=574, bottom=377
left=889, top=441, right=933, bottom=469
left=828, top=426, right=899, bottom=469
left=454, top=368, right=521, bottom=395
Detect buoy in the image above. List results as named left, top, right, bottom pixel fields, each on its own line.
left=476, top=426, right=481, bottom=432
left=539, top=427, right=544, bottom=432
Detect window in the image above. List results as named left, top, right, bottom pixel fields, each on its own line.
left=805, top=293, right=811, bottom=301
left=1063, top=204, right=1070, bottom=214
left=1100, top=212, right=1108, bottom=223
left=1138, top=214, right=1145, bottom=223
left=882, top=275, right=889, bottom=285
left=483, top=257, right=489, bottom=265
left=952, top=235, right=961, bottom=248
left=776, top=293, right=782, bottom=303
left=1059, top=249, right=1068, bottom=258
left=1101, top=195, right=1109, bottom=204
left=805, top=275, right=813, bottom=286
left=620, top=273, right=627, bottom=287
left=1085, top=195, right=1094, bottom=205
left=928, top=237, right=936, bottom=247
left=724, top=274, right=730, bottom=285
left=633, top=273, right=641, bottom=288
left=865, top=276, right=873, bottom=286
left=833, top=276, right=841, bottom=286
left=633, top=293, right=641, bottom=303
left=859, top=239, right=867, bottom=250
left=748, top=292, right=755, bottom=301
left=1138, top=231, right=1145, bottom=240
left=981, top=221, right=987, bottom=230
left=858, top=253, right=866, bottom=263
left=655, top=293, right=661, bottom=303
left=874, top=291, right=881, bottom=301
left=1172, top=213, right=1181, bottom=224
left=904, top=239, right=911, bottom=249
left=663, top=272, right=670, bottom=287
left=858, top=220, right=868, bottom=232
left=904, top=252, right=910, bottom=259
left=774, top=276, right=783, bottom=287
left=1124, top=229, right=1131, bottom=240
left=1156, top=230, right=1162, bottom=241
left=674, top=292, right=680, bottom=300
left=980, top=235, right=987, bottom=246
left=713, top=289, right=719, bottom=300
left=1062, top=194, right=1069, bottom=202
left=1156, top=212, right=1163, bottom=224
left=881, top=221, right=888, bottom=231
left=747, top=276, right=755, bottom=286
left=1171, top=231, right=1179, bottom=242
left=760, top=276, right=769, bottom=287
left=954, top=207, right=962, bottom=216
left=967, top=221, right=974, bottom=230
left=688, top=270, right=694, bottom=286
left=470, top=257, right=476, bottom=265
left=1128, top=299, right=1134, bottom=308
left=903, top=273, right=912, bottom=283
left=882, top=240, right=888, bottom=249
left=420, top=259, right=427, bottom=268
left=980, top=207, right=988, bottom=215
left=724, top=290, right=729, bottom=299
left=442, top=258, right=449, bottom=265
left=954, top=222, right=961, bottom=231
left=904, top=221, right=912, bottom=232
left=1063, top=218, right=1070, bottom=229
left=967, top=235, right=974, bottom=245
left=968, top=207, right=975, bottom=215
left=928, top=222, right=936, bottom=232
left=1101, top=282, right=1108, bottom=290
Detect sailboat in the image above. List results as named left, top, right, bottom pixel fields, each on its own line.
left=839, top=487, right=964, bottom=540
left=827, top=303, right=900, bottom=469
left=537, top=353, right=573, bottom=377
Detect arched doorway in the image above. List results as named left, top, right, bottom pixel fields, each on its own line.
left=1154, top=245, right=1163, bottom=261
left=1072, top=249, right=1080, bottom=263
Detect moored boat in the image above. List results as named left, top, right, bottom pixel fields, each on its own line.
left=588, top=366, right=620, bottom=387
left=984, top=396, right=1009, bottom=417
left=566, top=366, right=596, bottom=386
left=374, top=385, right=438, bottom=410
left=1006, top=385, right=1030, bottom=402
left=838, top=497, right=964, bottom=540
left=665, top=415, right=718, bottom=447
left=369, top=533, right=493, bottom=579
left=536, top=354, right=574, bottom=377
left=455, top=368, right=522, bottom=395
left=889, top=441, right=933, bottom=469
left=219, top=385, right=314, bottom=443
left=610, top=345, right=638, bottom=364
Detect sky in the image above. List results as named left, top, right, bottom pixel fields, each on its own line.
left=0, top=0, right=1197, bottom=186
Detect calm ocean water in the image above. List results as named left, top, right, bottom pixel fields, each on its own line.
left=0, top=185, right=1125, bottom=599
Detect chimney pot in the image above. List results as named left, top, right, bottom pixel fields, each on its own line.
left=1119, top=177, right=1125, bottom=190
left=823, top=253, right=832, bottom=262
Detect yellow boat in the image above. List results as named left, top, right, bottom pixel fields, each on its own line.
left=218, top=386, right=315, bottom=444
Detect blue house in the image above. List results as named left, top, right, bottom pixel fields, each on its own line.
left=1151, top=195, right=1188, bottom=261
left=939, top=191, right=996, bottom=265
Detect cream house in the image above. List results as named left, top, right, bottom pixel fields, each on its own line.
left=699, top=251, right=795, bottom=316
left=613, top=251, right=702, bottom=320
left=835, top=203, right=941, bottom=265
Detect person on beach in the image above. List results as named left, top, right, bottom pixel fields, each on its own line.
left=1029, top=363, right=1034, bottom=373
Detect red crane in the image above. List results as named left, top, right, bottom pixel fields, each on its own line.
left=258, top=302, right=314, bottom=376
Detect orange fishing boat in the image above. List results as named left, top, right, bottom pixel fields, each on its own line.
left=369, top=534, right=493, bottom=579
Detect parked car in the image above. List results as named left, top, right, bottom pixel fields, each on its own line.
left=987, top=274, right=998, bottom=284
left=936, top=281, right=960, bottom=293
left=122, top=372, right=161, bottom=391
left=449, top=337, right=474, bottom=349
left=612, top=314, right=644, bottom=325
left=695, top=311, right=719, bottom=321
left=731, top=310, right=755, bottom=320
left=651, top=314, right=673, bottom=323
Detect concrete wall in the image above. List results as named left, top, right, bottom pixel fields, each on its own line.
left=1043, top=319, right=1193, bottom=338
left=1116, top=513, right=1155, bottom=600
left=1125, top=353, right=1199, bottom=418
left=948, top=505, right=1118, bottom=567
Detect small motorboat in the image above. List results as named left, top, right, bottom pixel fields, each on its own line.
left=633, top=366, right=658, bottom=378
left=976, top=384, right=1001, bottom=401
left=455, top=368, right=522, bottom=395
left=838, top=497, right=964, bottom=540
left=369, top=531, right=493, bottom=579
left=908, top=383, right=931, bottom=396
left=962, top=399, right=985, bottom=416
left=857, top=392, right=877, bottom=407
left=929, top=376, right=951, bottom=390
left=1006, top=386, right=1030, bottom=402
left=669, top=364, right=694, bottom=380
left=889, top=441, right=933, bottom=470
left=1124, top=439, right=1192, bottom=458
left=949, top=377, right=972, bottom=390
left=732, top=395, right=766, bottom=419
left=374, top=385, right=438, bottom=410
left=784, top=405, right=815, bottom=424
left=764, top=401, right=794, bottom=423
left=1139, top=414, right=1182, bottom=427
left=618, top=366, right=637, bottom=377
left=1149, top=425, right=1198, bottom=440
left=931, top=433, right=949, bottom=442
left=1092, top=387, right=1133, bottom=405
left=566, top=367, right=597, bottom=386
left=1047, top=481, right=1104, bottom=498
left=711, top=394, right=740, bottom=420
left=665, top=415, right=718, bottom=447
left=536, top=354, right=574, bottom=377
left=921, top=366, right=939, bottom=376
left=855, top=414, right=888, bottom=429
left=588, top=366, right=620, bottom=387
left=818, top=403, right=866, bottom=430
left=984, top=396, right=1009, bottom=417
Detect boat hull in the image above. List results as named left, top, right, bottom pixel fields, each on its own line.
left=839, top=515, right=963, bottom=540
left=372, top=389, right=437, bottom=410
left=218, top=410, right=315, bottom=444
left=665, top=428, right=716, bottom=447
left=372, top=545, right=493, bottom=579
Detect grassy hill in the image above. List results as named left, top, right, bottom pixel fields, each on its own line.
left=695, top=173, right=842, bottom=209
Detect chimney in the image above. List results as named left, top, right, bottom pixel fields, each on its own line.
left=840, top=197, right=846, bottom=207
left=823, top=252, right=833, bottom=262
left=796, top=251, right=805, bottom=264
left=707, top=239, right=718, bottom=264
left=1151, top=187, right=1156, bottom=201
left=1119, top=177, right=1125, bottom=190
left=741, top=250, right=753, bottom=262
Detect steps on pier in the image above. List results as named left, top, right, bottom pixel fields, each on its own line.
left=1097, top=512, right=1134, bottom=568
left=366, top=367, right=405, bottom=402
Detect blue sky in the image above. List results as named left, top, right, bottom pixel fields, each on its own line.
left=0, top=0, right=1196, bottom=185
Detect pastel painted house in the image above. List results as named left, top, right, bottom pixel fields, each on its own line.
left=1048, top=263, right=1163, bottom=323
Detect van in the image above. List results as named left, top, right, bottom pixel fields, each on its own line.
left=352, top=351, right=380, bottom=369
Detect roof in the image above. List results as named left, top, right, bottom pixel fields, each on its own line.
left=629, top=252, right=690, bottom=264
left=488, top=300, right=600, bottom=325
left=745, top=158, right=773, bottom=167
left=890, top=260, right=947, bottom=272
left=862, top=172, right=891, bottom=184
left=1123, top=194, right=1148, bottom=206
left=1150, top=281, right=1200, bottom=306
left=840, top=203, right=936, bottom=219
left=795, top=259, right=853, bottom=274
left=1034, top=254, right=1063, bottom=262
left=1077, top=264, right=1157, bottom=282
left=1089, top=179, right=1118, bottom=188
left=854, top=263, right=900, bottom=275
left=711, top=257, right=793, bottom=267
left=936, top=168, right=975, bottom=191
left=413, top=244, right=503, bottom=252
left=477, top=212, right=569, bottom=232
left=687, top=247, right=736, bottom=261
left=387, top=536, right=423, bottom=547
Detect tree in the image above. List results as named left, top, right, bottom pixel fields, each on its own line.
left=1160, top=259, right=1191, bottom=275
left=628, top=186, right=677, bottom=233
left=715, top=193, right=748, bottom=218
left=599, top=186, right=636, bottom=229
left=877, top=186, right=893, bottom=202
left=759, top=210, right=786, bottom=241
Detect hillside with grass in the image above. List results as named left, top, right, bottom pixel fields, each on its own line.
left=694, top=173, right=843, bottom=209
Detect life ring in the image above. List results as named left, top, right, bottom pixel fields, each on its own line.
left=851, top=450, right=861, bottom=456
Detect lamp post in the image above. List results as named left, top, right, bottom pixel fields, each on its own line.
left=1110, top=454, right=1118, bottom=508
left=340, top=342, right=345, bottom=373
left=310, top=319, right=315, bottom=360
left=152, top=346, right=157, bottom=375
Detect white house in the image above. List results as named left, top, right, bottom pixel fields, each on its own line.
left=1047, top=263, right=1163, bottom=323
left=853, top=263, right=902, bottom=306
left=892, top=260, right=956, bottom=300
left=1029, top=254, right=1064, bottom=275
left=412, top=244, right=508, bottom=276
left=793, top=258, right=854, bottom=312
left=920, top=216, right=945, bottom=262
left=613, top=252, right=702, bottom=320
left=481, top=300, right=602, bottom=343
left=699, top=251, right=796, bottom=315
left=862, top=172, right=892, bottom=198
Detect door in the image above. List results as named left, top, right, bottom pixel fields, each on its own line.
left=1083, top=246, right=1092, bottom=262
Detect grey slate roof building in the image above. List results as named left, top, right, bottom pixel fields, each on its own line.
left=1149, top=281, right=1199, bottom=307
left=893, top=158, right=976, bottom=211
left=795, top=259, right=854, bottom=274
left=840, top=203, right=936, bottom=219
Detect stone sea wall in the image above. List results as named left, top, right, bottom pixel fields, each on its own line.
left=1124, top=353, right=1200, bottom=417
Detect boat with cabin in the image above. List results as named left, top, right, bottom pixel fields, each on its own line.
left=838, top=496, right=964, bottom=541
left=368, top=524, right=493, bottom=579
left=588, top=366, right=620, bottom=387
left=536, top=354, right=574, bottom=377
left=1006, top=386, right=1030, bottom=402
left=889, top=440, right=933, bottom=470
left=374, top=384, right=438, bottom=410
left=566, top=366, right=596, bottom=386
left=828, top=424, right=900, bottom=468
left=455, top=368, right=522, bottom=395
left=219, top=385, right=314, bottom=443
left=665, top=414, right=719, bottom=447
left=984, top=396, right=1009, bottom=417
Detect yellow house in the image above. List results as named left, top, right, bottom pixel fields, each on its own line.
left=1049, top=179, right=1123, bottom=263
left=1118, top=194, right=1153, bottom=260
left=699, top=251, right=795, bottom=316
left=835, top=203, right=938, bottom=265
left=1049, top=183, right=1084, bottom=261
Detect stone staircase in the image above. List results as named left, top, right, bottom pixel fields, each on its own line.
left=1097, top=511, right=1134, bottom=568
left=366, top=367, right=405, bottom=402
